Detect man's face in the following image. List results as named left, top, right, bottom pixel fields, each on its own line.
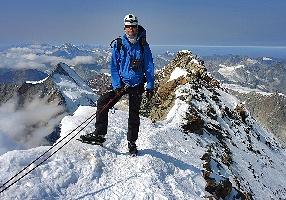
left=124, top=25, right=138, bottom=37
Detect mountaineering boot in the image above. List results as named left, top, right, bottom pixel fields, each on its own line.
left=128, top=141, right=138, bottom=156
left=79, top=132, right=106, bottom=146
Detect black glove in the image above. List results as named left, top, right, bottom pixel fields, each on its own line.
left=146, top=89, right=154, bottom=100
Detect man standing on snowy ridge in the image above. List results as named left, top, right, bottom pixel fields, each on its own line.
left=80, top=14, right=155, bottom=155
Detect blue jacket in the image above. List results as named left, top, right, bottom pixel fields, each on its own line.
left=110, top=25, right=154, bottom=90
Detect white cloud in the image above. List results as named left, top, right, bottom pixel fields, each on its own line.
left=0, top=95, right=66, bottom=151
left=9, top=47, right=35, bottom=54
left=70, top=56, right=95, bottom=65
left=0, top=47, right=96, bottom=70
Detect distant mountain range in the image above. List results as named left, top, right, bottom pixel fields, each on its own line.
left=0, top=43, right=111, bottom=84
left=1, top=44, right=286, bottom=143
left=0, top=43, right=174, bottom=85
left=202, top=54, right=286, bottom=94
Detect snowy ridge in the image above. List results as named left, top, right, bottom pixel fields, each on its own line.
left=51, top=62, right=98, bottom=113
left=144, top=51, right=286, bottom=199
left=0, top=106, right=207, bottom=199
left=25, top=76, right=49, bottom=84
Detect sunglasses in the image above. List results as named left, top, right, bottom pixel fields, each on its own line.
left=125, top=25, right=137, bottom=29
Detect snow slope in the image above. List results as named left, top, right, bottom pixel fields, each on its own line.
left=0, top=106, right=207, bottom=199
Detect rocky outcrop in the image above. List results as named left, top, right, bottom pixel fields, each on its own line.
left=17, top=77, right=65, bottom=108
left=140, top=50, right=286, bottom=199
left=0, top=84, right=19, bottom=105
left=201, top=147, right=252, bottom=200
left=231, top=91, right=286, bottom=143
left=141, top=50, right=218, bottom=121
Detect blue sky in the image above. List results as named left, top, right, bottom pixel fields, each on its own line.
left=1, top=0, right=286, bottom=47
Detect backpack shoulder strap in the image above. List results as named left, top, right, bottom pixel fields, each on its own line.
left=110, top=37, right=123, bottom=52
left=116, top=37, right=123, bottom=52
left=110, top=37, right=124, bottom=66
left=139, top=37, right=148, bottom=50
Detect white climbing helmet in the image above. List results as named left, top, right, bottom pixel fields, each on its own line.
left=124, top=14, right=138, bottom=26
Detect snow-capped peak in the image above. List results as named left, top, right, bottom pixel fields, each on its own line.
left=61, top=43, right=77, bottom=49
left=50, top=62, right=98, bottom=112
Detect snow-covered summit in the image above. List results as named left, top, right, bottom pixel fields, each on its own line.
left=1, top=51, right=286, bottom=199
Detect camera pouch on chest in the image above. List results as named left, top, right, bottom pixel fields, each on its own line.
left=131, top=59, right=142, bottom=71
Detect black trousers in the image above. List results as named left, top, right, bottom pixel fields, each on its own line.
left=95, top=84, right=144, bottom=142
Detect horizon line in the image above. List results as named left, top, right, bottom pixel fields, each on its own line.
left=1, top=43, right=286, bottom=49
left=150, top=45, right=286, bottom=48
